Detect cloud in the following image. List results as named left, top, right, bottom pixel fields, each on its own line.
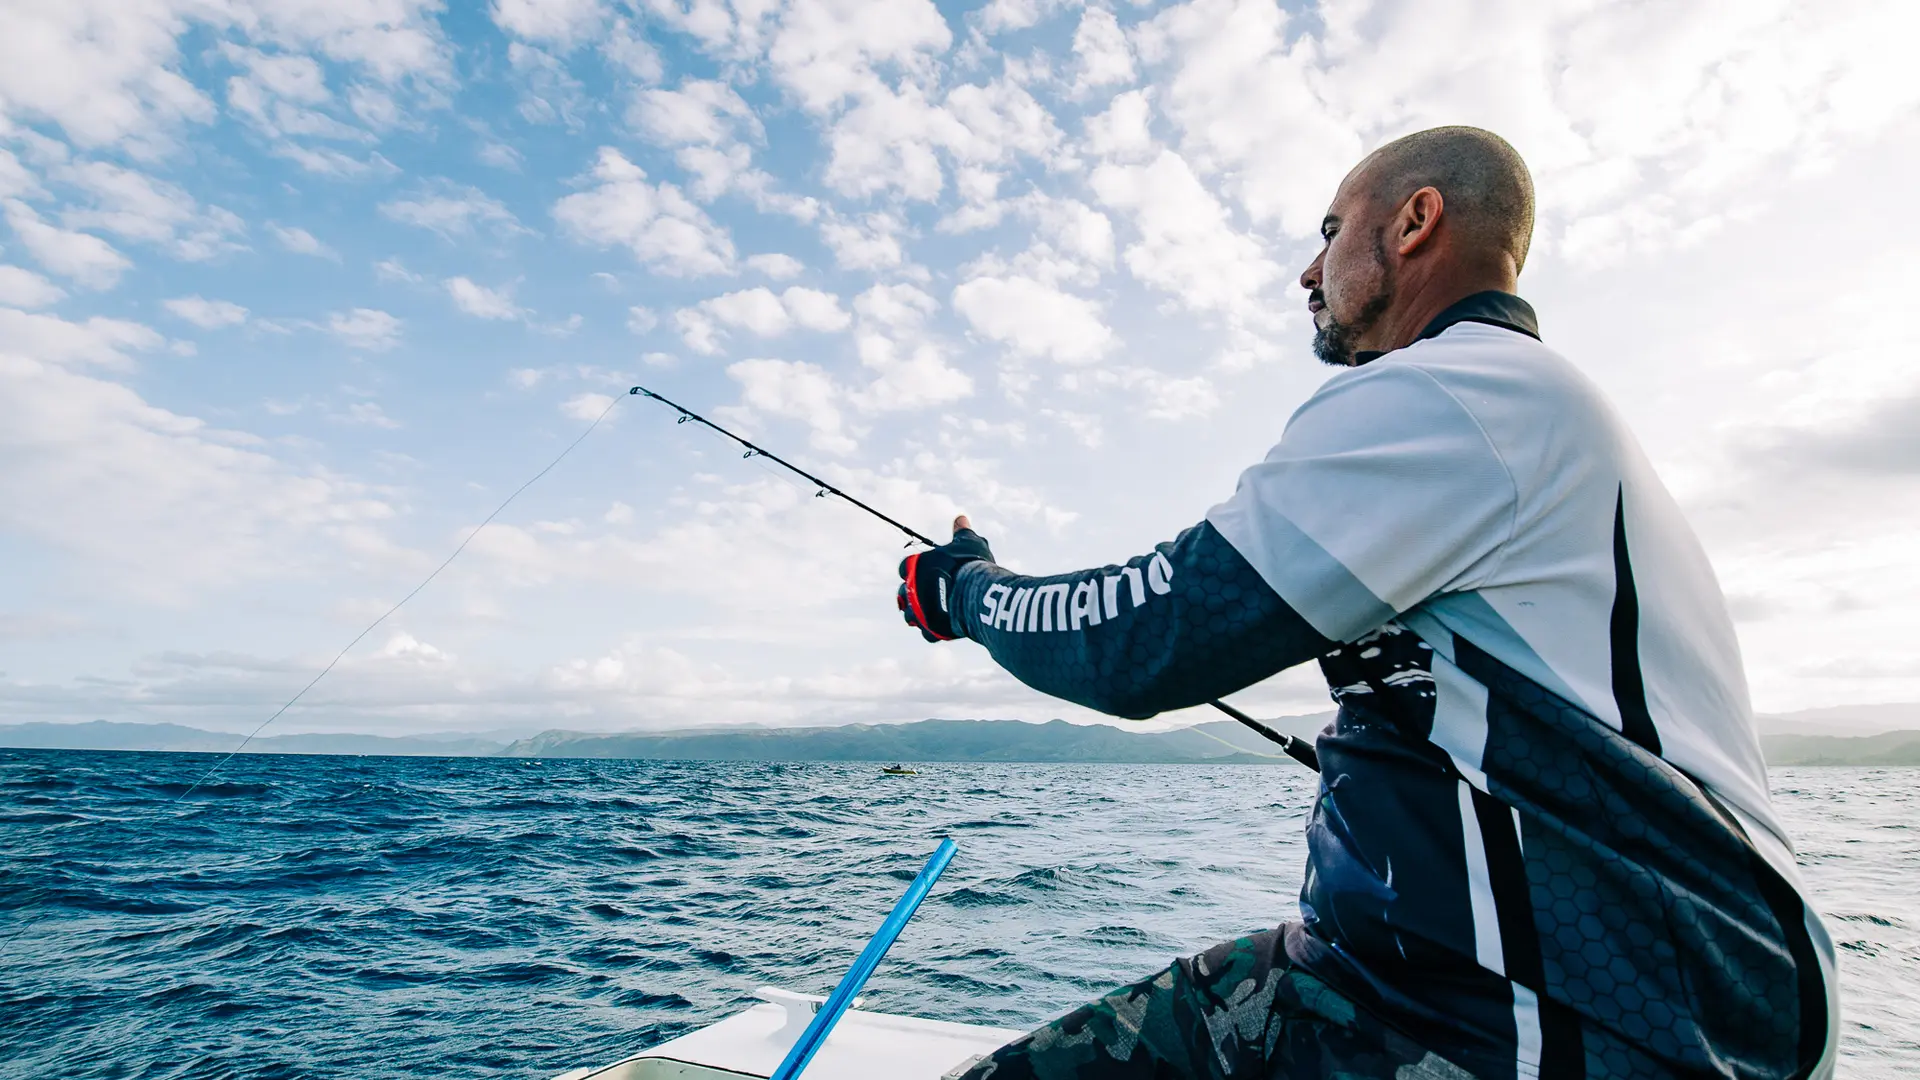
left=746, top=252, right=804, bottom=279
left=492, top=0, right=608, bottom=47
left=0, top=308, right=393, bottom=602
left=761, top=2, right=1062, bottom=207
left=974, top=0, right=1074, bottom=35
left=1132, top=0, right=1920, bottom=261
left=728, top=358, right=856, bottom=455
left=809, top=75, right=1063, bottom=205
left=952, top=275, right=1114, bottom=365
left=819, top=83, right=955, bottom=202
left=675, top=286, right=852, bottom=353
left=1090, top=149, right=1281, bottom=322
left=781, top=287, right=852, bottom=332
left=766, top=0, right=953, bottom=115
left=477, top=140, right=524, bottom=169
left=819, top=213, right=905, bottom=272
left=623, top=80, right=815, bottom=215
left=1085, top=88, right=1155, bottom=162
left=0, top=0, right=215, bottom=152
left=3, top=199, right=132, bottom=289
left=0, top=307, right=164, bottom=370
left=944, top=77, right=1063, bottom=167
left=379, top=181, right=524, bottom=238
left=1752, top=388, right=1920, bottom=476
left=630, top=79, right=761, bottom=146
left=1085, top=366, right=1220, bottom=420
left=963, top=196, right=1118, bottom=287
left=847, top=283, right=972, bottom=412
left=268, top=222, right=334, bottom=257
left=444, top=276, right=522, bottom=320
left=328, top=308, right=402, bottom=351
left=0, top=149, right=40, bottom=199
left=561, top=391, right=614, bottom=422
left=57, top=160, right=247, bottom=261
left=222, top=44, right=356, bottom=145
left=0, top=0, right=449, bottom=161
left=374, top=257, right=422, bottom=283
left=0, top=265, right=66, bottom=308
left=553, top=147, right=735, bottom=276
left=1036, top=198, right=1116, bottom=269
left=6, top=0, right=1917, bottom=730
left=335, top=400, right=400, bottom=428
left=163, top=295, right=248, bottom=328
left=273, top=144, right=394, bottom=178
left=603, top=16, right=665, bottom=83
left=1072, top=7, right=1137, bottom=92
left=506, top=41, right=587, bottom=127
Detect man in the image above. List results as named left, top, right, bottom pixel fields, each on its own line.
left=898, top=127, right=1837, bottom=1080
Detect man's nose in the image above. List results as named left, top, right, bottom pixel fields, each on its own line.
left=1299, top=255, right=1322, bottom=292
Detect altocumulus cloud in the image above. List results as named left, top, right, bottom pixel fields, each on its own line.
left=0, top=0, right=1917, bottom=734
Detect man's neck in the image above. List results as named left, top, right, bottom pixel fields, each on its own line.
left=1364, top=272, right=1518, bottom=357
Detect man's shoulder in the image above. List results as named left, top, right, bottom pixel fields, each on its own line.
left=1372, top=323, right=1617, bottom=443
left=1393, top=322, right=1592, bottom=400
left=1288, top=324, right=1588, bottom=441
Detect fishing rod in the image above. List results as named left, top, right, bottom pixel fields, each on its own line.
left=631, top=385, right=1321, bottom=774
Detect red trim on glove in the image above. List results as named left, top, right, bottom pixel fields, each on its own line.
left=900, top=553, right=956, bottom=641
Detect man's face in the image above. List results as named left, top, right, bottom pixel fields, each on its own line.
left=1300, top=165, right=1394, bottom=366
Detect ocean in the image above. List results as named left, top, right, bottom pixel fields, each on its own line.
left=1, top=749, right=1913, bottom=1078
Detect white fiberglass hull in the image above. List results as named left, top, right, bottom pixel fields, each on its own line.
left=554, top=987, right=1024, bottom=1080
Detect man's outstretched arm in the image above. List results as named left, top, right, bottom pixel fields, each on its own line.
left=900, top=516, right=1331, bottom=719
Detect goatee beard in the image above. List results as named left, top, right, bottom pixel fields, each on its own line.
left=1312, top=289, right=1392, bottom=367
left=1312, top=233, right=1393, bottom=367
left=1312, top=319, right=1357, bottom=367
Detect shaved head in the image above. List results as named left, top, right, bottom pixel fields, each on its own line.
left=1361, top=126, right=1536, bottom=272
left=1300, top=126, right=1538, bottom=366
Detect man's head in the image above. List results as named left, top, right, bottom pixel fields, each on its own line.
left=1301, top=126, right=1535, bottom=366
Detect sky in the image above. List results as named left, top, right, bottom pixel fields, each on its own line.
left=2, top=0, right=1918, bottom=738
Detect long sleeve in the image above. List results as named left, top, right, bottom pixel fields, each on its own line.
left=949, top=520, right=1331, bottom=719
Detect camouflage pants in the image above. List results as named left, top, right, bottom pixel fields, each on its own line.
left=956, top=926, right=1474, bottom=1080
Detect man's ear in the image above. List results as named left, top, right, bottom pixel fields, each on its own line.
left=1395, top=186, right=1444, bottom=256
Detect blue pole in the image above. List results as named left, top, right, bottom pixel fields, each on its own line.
left=769, top=837, right=960, bottom=1080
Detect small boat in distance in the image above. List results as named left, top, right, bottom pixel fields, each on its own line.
left=880, top=765, right=918, bottom=776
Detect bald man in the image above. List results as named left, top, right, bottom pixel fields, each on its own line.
left=902, top=127, right=1836, bottom=1080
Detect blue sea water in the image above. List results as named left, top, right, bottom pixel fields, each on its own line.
left=1, top=750, right=1913, bottom=1079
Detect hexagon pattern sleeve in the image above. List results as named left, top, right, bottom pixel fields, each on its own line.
left=948, top=520, right=1332, bottom=719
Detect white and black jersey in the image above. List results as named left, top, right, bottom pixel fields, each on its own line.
left=951, top=293, right=1836, bottom=1080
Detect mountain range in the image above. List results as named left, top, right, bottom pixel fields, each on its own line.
left=3, top=707, right=1919, bottom=766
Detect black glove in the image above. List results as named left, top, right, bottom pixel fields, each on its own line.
left=897, top=525, right=995, bottom=642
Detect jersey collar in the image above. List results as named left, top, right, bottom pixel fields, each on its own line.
left=1353, top=291, right=1540, bottom=365
left=1415, top=290, right=1540, bottom=343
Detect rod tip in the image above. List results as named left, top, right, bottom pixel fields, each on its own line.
left=628, top=386, right=644, bottom=395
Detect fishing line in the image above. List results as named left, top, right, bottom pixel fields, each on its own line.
left=176, top=392, right=624, bottom=800
left=1184, top=723, right=1297, bottom=762
left=630, top=385, right=1321, bottom=773
left=0, top=393, right=625, bottom=957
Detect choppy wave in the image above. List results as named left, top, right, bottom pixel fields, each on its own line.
left=1, top=750, right=1912, bottom=1078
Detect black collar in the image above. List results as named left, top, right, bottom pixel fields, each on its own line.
left=1353, top=291, right=1539, bottom=365
left=1416, top=290, right=1539, bottom=343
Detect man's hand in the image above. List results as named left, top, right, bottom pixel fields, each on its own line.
left=897, top=514, right=996, bottom=642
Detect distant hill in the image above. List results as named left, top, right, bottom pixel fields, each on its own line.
left=8, top=715, right=1918, bottom=767
left=0, top=720, right=509, bottom=757
left=0, top=715, right=1333, bottom=764
left=496, top=715, right=1335, bottom=764
left=1761, top=730, right=1920, bottom=766
left=1756, top=703, right=1920, bottom=737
